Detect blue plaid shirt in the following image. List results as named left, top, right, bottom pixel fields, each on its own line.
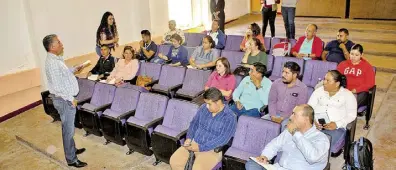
left=186, top=104, right=237, bottom=152
left=45, top=53, right=79, bottom=102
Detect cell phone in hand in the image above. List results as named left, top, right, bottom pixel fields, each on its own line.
left=318, top=118, right=326, bottom=125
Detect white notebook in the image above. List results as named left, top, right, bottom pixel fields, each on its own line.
left=249, top=157, right=276, bottom=170
left=87, top=74, right=99, bottom=81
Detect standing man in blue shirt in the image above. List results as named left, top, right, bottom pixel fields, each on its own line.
left=170, top=87, right=237, bottom=170
left=43, top=34, right=87, bottom=168
left=246, top=104, right=330, bottom=170
left=231, top=62, right=272, bottom=117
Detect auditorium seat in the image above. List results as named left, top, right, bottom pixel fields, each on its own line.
left=79, top=82, right=116, bottom=136
left=151, top=99, right=199, bottom=165
left=302, top=60, right=337, bottom=96
left=100, top=88, right=140, bottom=146
left=223, top=116, right=280, bottom=170
left=150, top=65, right=186, bottom=98
left=128, top=62, right=162, bottom=93
left=125, top=93, right=169, bottom=156
left=175, top=69, right=212, bottom=100
left=360, top=67, right=377, bottom=130
left=269, top=56, right=304, bottom=81
left=185, top=33, right=205, bottom=47
left=221, top=50, right=244, bottom=72
left=186, top=46, right=196, bottom=61
left=224, top=35, right=244, bottom=51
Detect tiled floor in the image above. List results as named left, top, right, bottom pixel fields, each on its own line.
left=1, top=14, right=396, bottom=170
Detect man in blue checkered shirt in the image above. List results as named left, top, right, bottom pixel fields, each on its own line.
left=43, top=34, right=87, bottom=168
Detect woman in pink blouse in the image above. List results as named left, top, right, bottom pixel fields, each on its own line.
left=106, top=46, right=139, bottom=85
left=205, top=57, right=236, bottom=101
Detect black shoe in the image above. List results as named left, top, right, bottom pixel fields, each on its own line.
left=68, top=160, right=87, bottom=168
left=76, top=148, right=86, bottom=155
left=331, top=149, right=343, bottom=157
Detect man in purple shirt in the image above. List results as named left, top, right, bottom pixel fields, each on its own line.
left=170, top=87, right=237, bottom=170
left=264, top=61, right=308, bottom=131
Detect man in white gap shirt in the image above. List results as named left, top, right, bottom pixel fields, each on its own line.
left=245, top=104, right=330, bottom=170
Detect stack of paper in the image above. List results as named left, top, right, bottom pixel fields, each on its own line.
left=87, top=74, right=99, bottom=81
left=249, top=157, right=276, bottom=170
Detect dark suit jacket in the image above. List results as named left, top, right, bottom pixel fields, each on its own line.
left=210, top=0, right=225, bottom=14
left=90, top=55, right=116, bottom=75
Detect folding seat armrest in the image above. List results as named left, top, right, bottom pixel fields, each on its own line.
left=77, top=98, right=91, bottom=105
left=214, top=137, right=233, bottom=153
left=144, top=79, right=159, bottom=87
left=175, top=130, right=188, bottom=140
left=169, top=84, right=183, bottom=92
left=117, top=110, right=136, bottom=120
left=144, top=117, right=164, bottom=128
left=93, top=103, right=112, bottom=112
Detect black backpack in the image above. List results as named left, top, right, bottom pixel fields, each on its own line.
left=346, top=137, right=374, bottom=170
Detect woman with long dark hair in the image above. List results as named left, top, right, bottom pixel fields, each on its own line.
left=96, top=12, right=119, bottom=56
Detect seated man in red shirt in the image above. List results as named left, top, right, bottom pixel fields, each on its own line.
left=291, top=24, right=323, bottom=60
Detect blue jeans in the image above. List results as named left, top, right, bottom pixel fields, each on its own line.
left=281, top=7, right=296, bottom=39
left=322, top=128, right=346, bottom=153
left=52, top=97, right=78, bottom=164
left=229, top=104, right=261, bottom=118
left=262, top=114, right=289, bottom=132
left=245, top=159, right=267, bottom=170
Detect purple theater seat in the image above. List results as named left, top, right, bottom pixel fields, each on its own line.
left=125, top=93, right=169, bottom=156
left=79, top=82, right=116, bottom=136
left=129, top=62, right=162, bottom=92
left=270, top=38, right=297, bottom=55
left=224, top=35, right=244, bottom=51
left=223, top=116, right=281, bottom=169
left=100, top=88, right=140, bottom=145
left=175, top=69, right=212, bottom=100
left=151, top=65, right=186, bottom=97
left=185, top=33, right=205, bottom=47
left=157, top=45, right=172, bottom=55
left=151, top=99, right=200, bottom=165
left=235, top=75, right=244, bottom=86
left=267, top=54, right=274, bottom=72
left=302, top=60, right=337, bottom=88
left=186, top=46, right=196, bottom=60
left=269, top=56, right=304, bottom=81
left=76, top=78, right=96, bottom=104
left=264, top=37, right=271, bottom=52
left=221, top=50, right=244, bottom=71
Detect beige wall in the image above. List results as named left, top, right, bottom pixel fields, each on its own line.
left=350, top=0, right=396, bottom=19
left=296, top=0, right=346, bottom=18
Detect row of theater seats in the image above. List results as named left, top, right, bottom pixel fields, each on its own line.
left=40, top=36, right=376, bottom=169
left=43, top=79, right=326, bottom=169
left=183, top=33, right=297, bottom=53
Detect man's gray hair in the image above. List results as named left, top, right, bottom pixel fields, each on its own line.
left=43, top=34, right=57, bottom=52
left=300, top=104, right=315, bottom=124
left=169, top=20, right=176, bottom=25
